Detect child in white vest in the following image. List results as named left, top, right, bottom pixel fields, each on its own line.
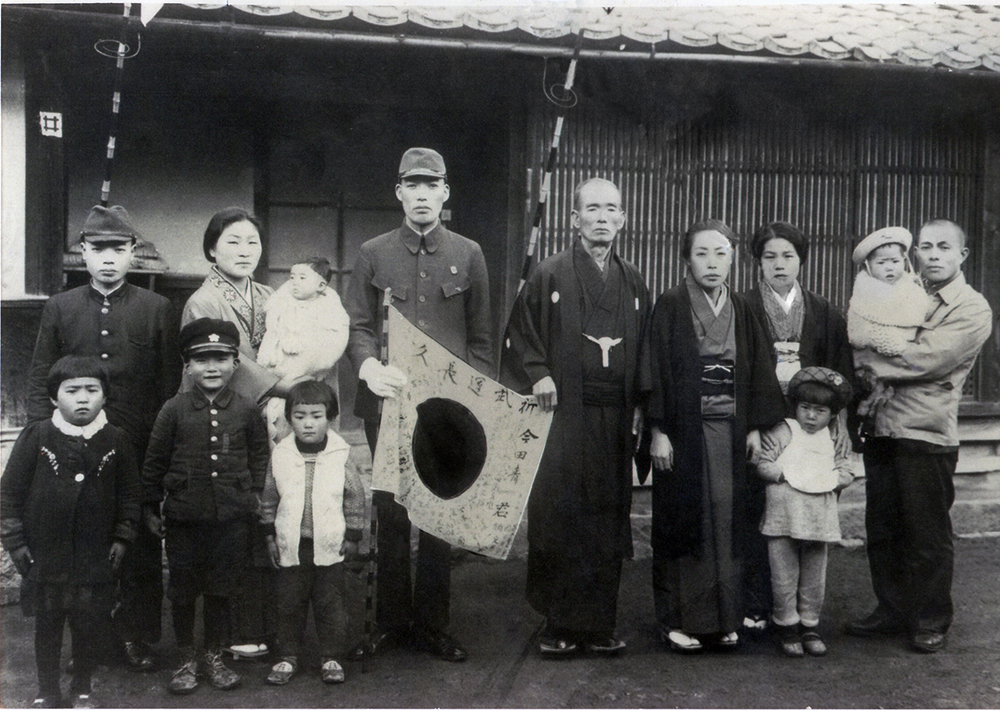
left=259, top=381, right=365, bottom=685
left=756, top=367, right=854, bottom=658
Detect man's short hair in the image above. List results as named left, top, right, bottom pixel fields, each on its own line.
left=572, top=178, right=622, bottom=212
left=920, top=218, right=968, bottom=249
left=46, top=356, right=109, bottom=400
left=682, top=219, right=737, bottom=260
left=285, top=380, right=339, bottom=422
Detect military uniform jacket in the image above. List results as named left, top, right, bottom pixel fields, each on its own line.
left=344, top=221, right=493, bottom=422
left=142, top=386, right=270, bottom=523
left=27, top=283, right=180, bottom=450
left=0, top=418, right=139, bottom=584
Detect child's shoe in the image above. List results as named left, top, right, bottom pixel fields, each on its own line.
left=773, top=623, right=804, bottom=657
left=71, top=693, right=96, bottom=709
left=321, top=659, right=345, bottom=684
left=800, top=626, right=828, bottom=656
left=266, top=657, right=297, bottom=686
left=203, top=650, right=241, bottom=690
left=69, top=677, right=93, bottom=708
left=31, top=696, right=64, bottom=709
left=168, top=647, right=199, bottom=695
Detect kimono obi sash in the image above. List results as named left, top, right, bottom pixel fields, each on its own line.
left=686, top=274, right=737, bottom=419
left=582, top=380, right=625, bottom=407
left=773, top=341, right=801, bottom=393
left=700, top=356, right=736, bottom=418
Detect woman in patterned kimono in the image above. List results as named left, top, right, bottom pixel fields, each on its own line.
left=180, top=207, right=292, bottom=660
left=740, top=221, right=858, bottom=632
left=644, top=220, right=784, bottom=653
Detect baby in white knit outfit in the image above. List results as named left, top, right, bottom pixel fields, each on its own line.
left=259, top=257, right=350, bottom=443
left=847, top=227, right=932, bottom=417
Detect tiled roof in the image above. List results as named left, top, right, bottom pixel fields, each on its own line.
left=173, top=4, right=1000, bottom=72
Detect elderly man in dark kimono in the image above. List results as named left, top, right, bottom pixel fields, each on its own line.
left=644, top=220, right=785, bottom=653
left=501, top=178, right=650, bottom=656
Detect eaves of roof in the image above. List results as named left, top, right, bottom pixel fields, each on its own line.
left=9, top=3, right=1000, bottom=75
left=163, top=4, right=1000, bottom=73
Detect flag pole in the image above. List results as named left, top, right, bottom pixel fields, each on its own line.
left=100, top=3, right=133, bottom=206
left=516, top=31, right=583, bottom=295
left=363, top=287, right=391, bottom=673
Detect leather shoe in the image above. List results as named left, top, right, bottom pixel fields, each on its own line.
left=800, top=628, right=828, bottom=657
left=911, top=630, right=946, bottom=653
left=203, top=649, right=241, bottom=690
left=412, top=626, right=468, bottom=662
left=123, top=641, right=156, bottom=672
left=168, top=649, right=199, bottom=696
left=773, top=623, right=804, bottom=658
left=845, top=609, right=906, bottom=637
left=347, top=627, right=406, bottom=661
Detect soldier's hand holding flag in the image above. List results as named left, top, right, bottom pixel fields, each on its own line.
left=359, top=357, right=408, bottom=398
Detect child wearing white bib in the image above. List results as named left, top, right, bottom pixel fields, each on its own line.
left=756, top=367, right=854, bottom=658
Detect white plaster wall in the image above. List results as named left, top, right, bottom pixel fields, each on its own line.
left=1, top=43, right=27, bottom=297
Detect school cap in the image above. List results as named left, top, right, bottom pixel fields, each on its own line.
left=788, top=366, right=853, bottom=412
left=398, top=147, right=447, bottom=180
left=852, top=226, right=912, bottom=265
left=179, top=318, right=240, bottom=356
left=80, top=205, right=140, bottom=244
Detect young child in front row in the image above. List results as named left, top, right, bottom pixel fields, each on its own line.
left=1, top=356, right=139, bottom=708
left=847, top=226, right=932, bottom=418
left=756, top=367, right=854, bottom=658
left=141, top=318, right=270, bottom=696
left=260, top=380, right=365, bottom=686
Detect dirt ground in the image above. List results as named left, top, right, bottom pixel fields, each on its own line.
left=2, top=535, right=999, bottom=709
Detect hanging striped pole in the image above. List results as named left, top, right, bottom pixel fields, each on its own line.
left=362, top=287, right=392, bottom=673
left=100, top=3, right=132, bottom=207
left=516, top=31, right=584, bottom=295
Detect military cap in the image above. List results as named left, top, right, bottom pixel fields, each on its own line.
left=80, top=205, right=140, bottom=244
left=179, top=318, right=240, bottom=356
left=398, top=147, right=447, bottom=180
left=852, top=226, right=912, bottom=264
left=788, top=366, right=853, bottom=412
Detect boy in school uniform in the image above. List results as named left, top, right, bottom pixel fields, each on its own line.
left=141, top=318, right=270, bottom=695
left=26, top=205, right=180, bottom=672
left=260, top=380, right=365, bottom=686
left=2, top=356, right=140, bottom=708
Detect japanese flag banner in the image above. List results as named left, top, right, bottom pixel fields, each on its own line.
left=372, top=306, right=553, bottom=560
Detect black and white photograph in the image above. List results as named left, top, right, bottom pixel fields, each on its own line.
left=1, top=2, right=999, bottom=708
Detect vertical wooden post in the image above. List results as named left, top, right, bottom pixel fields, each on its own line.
left=23, top=43, right=66, bottom=296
